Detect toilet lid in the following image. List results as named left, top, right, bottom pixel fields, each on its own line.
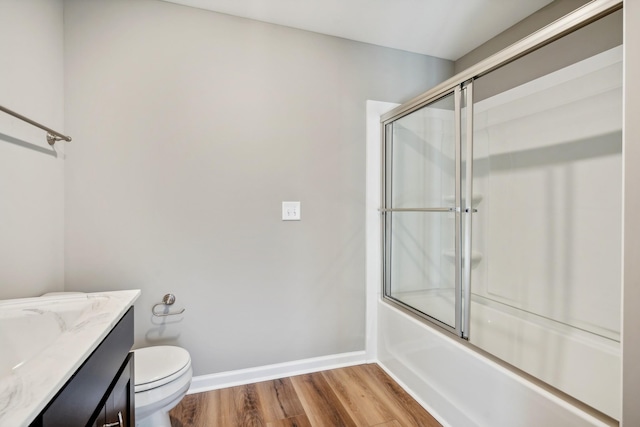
left=134, top=346, right=191, bottom=392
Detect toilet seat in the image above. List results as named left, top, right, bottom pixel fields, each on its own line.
left=134, top=346, right=191, bottom=392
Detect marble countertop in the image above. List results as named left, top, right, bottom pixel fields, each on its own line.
left=0, top=290, right=140, bottom=427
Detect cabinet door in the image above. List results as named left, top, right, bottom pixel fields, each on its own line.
left=89, top=352, right=134, bottom=427
left=90, top=407, right=105, bottom=427
left=104, top=353, right=134, bottom=427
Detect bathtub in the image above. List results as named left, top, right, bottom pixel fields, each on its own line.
left=376, top=295, right=619, bottom=426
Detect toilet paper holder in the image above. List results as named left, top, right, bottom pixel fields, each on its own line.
left=152, top=293, right=186, bottom=317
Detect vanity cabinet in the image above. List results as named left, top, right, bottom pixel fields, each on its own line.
left=90, top=353, right=134, bottom=427
left=29, top=307, right=135, bottom=427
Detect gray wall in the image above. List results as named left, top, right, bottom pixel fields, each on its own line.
left=454, top=0, right=590, bottom=73
left=0, top=0, right=65, bottom=299
left=63, top=0, right=453, bottom=376
left=471, top=9, right=622, bottom=103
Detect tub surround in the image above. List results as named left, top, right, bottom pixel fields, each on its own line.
left=0, top=290, right=140, bottom=426
left=366, top=94, right=620, bottom=426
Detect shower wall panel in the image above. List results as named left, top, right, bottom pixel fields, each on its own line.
left=472, top=46, right=623, bottom=340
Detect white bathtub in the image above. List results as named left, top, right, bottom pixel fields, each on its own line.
left=389, top=290, right=620, bottom=419
left=470, top=294, right=619, bottom=419
left=376, top=297, right=619, bottom=426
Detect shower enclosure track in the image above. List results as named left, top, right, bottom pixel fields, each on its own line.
left=380, top=0, right=622, bottom=125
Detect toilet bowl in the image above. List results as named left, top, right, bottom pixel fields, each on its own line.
left=134, top=345, right=193, bottom=427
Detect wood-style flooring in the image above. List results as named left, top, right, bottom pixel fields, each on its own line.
left=169, top=363, right=441, bottom=427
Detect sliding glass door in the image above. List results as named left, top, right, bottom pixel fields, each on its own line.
left=380, top=7, right=622, bottom=418
left=382, top=88, right=472, bottom=336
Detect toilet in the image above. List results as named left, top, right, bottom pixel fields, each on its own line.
left=42, top=292, right=192, bottom=427
left=134, top=345, right=193, bottom=427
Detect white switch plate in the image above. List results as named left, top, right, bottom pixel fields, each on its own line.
left=282, top=201, right=301, bottom=221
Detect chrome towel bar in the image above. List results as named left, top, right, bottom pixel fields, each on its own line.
left=152, top=293, right=186, bottom=317
left=0, top=104, right=72, bottom=146
left=378, top=207, right=455, bottom=213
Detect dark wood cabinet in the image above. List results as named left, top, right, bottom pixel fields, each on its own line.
left=91, top=353, right=134, bottom=427
left=30, top=307, right=135, bottom=427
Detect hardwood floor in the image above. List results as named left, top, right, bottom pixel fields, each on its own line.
left=170, top=363, right=441, bottom=427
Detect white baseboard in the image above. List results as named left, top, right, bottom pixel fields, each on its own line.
left=188, top=351, right=367, bottom=394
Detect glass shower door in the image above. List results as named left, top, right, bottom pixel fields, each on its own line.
left=467, top=42, right=622, bottom=418
left=382, top=91, right=463, bottom=334
left=380, top=6, right=622, bottom=419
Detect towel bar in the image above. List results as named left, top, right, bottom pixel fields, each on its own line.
left=152, top=293, right=185, bottom=317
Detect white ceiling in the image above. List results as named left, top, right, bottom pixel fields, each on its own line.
left=161, top=0, right=554, bottom=60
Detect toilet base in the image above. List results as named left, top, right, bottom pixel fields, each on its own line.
left=136, top=410, right=172, bottom=427
left=133, top=347, right=192, bottom=427
left=135, top=380, right=190, bottom=427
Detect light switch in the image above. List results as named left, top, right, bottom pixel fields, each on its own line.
left=282, top=201, right=301, bottom=221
